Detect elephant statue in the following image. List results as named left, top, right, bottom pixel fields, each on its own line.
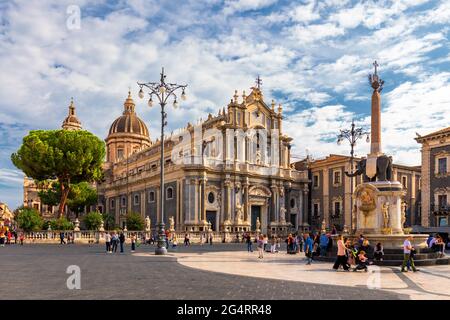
left=345, top=155, right=393, bottom=182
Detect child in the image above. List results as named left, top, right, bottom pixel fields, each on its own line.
left=373, top=242, right=384, bottom=261
left=354, top=250, right=369, bottom=272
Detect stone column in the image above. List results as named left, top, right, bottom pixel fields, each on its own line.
left=370, top=86, right=382, bottom=155
left=303, top=186, right=309, bottom=228
left=243, top=180, right=249, bottom=222
left=127, top=193, right=132, bottom=214
left=323, top=168, right=330, bottom=229
left=270, top=185, right=277, bottom=223
left=224, top=179, right=232, bottom=223
left=421, top=144, right=431, bottom=227
left=200, top=176, right=207, bottom=223
left=140, top=190, right=145, bottom=218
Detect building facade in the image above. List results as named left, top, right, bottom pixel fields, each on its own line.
left=98, top=86, right=309, bottom=234
left=294, top=154, right=421, bottom=231
left=416, top=127, right=450, bottom=228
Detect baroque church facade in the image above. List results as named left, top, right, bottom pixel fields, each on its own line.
left=98, top=86, right=310, bottom=235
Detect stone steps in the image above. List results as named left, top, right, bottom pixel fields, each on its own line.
left=315, top=255, right=450, bottom=266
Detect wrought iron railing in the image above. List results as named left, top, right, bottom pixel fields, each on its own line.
left=431, top=204, right=450, bottom=215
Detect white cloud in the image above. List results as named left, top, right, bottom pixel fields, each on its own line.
left=287, top=22, right=345, bottom=43
left=0, top=168, right=24, bottom=185
left=0, top=0, right=449, bottom=208
left=223, top=0, right=277, bottom=15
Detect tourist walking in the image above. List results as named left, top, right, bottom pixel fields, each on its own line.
left=0, top=231, right=4, bottom=247
left=401, top=235, right=418, bottom=272
left=257, top=235, right=264, bottom=259
left=131, top=234, right=136, bottom=252
left=105, top=232, right=111, bottom=253
left=304, top=233, right=314, bottom=265
left=276, top=236, right=281, bottom=252
left=332, top=235, right=349, bottom=271
left=111, top=233, right=118, bottom=253
left=119, top=232, right=125, bottom=253
left=59, top=232, right=66, bottom=245
left=19, top=232, right=24, bottom=245
left=297, top=233, right=304, bottom=253
left=246, top=233, right=253, bottom=252
left=172, top=234, right=178, bottom=249
left=184, top=234, right=190, bottom=246
left=209, top=233, right=213, bottom=245
left=319, top=233, right=329, bottom=257
left=270, top=235, right=276, bottom=253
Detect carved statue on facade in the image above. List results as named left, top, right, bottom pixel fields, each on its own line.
left=280, top=206, right=286, bottom=223
left=255, top=150, right=261, bottom=165
left=145, top=216, right=151, bottom=232
left=169, top=216, right=175, bottom=232
left=256, top=217, right=261, bottom=232
left=321, top=219, right=326, bottom=233
left=401, top=202, right=407, bottom=228
left=235, top=204, right=243, bottom=223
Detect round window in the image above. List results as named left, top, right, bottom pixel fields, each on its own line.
left=208, top=192, right=215, bottom=204
left=290, top=198, right=295, bottom=208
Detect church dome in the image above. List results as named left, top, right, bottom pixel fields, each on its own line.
left=62, top=98, right=82, bottom=130
left=108, top=91, right=150, bottom=138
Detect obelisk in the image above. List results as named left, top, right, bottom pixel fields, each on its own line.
left=369, top=61, right=384, bottom=156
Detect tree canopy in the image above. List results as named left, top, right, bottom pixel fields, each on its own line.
left=125, top=212, right=145, bottom=231
left=12, top=130, right=105, bottom=217
left=15, top=207, right=43, bottom=232
left=83, top=211, right=103, bottom=230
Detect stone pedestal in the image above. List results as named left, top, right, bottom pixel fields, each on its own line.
left=354, top=181, right=404, bottom=235
left=353, top=181, right=429, bottom=249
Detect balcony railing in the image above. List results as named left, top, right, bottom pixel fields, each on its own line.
left=431, top=204, right=450, bottom=215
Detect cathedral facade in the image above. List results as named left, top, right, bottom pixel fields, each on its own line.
left=98, top=86, right=310, bottom=235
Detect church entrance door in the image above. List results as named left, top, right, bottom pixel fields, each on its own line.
left=206, top=211, right=217, bottom=231
left=251, top=206, right=261, bottom=231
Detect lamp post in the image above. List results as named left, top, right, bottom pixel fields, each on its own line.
left=138, top=68, right=187, bottom=255
left=337, top=120, right=369, bottom=233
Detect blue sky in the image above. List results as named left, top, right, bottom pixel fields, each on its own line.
left=0, top=0, right=449, bottom=209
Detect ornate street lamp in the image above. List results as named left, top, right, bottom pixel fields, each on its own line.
left=337, top=120, right=370, bottom=233
left=138, top=68, right=187, bottom=255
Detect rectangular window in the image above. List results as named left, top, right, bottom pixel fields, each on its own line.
left=333, top=171, right=341, bottom=185
left=121, top=197, right=126, bottom=207
left=148, top=191, right=155, bottom=203
left=438, top=217, right=448, bottom=227
left=237, top=112, right=241, bottom=125
left=438, top=158, right=447, bottom=174
left=334, top=202, right=341, bottom=216
left=313, top=174, right=319, bottom=188
left=438, top=195, right=447, bottom=208
left=110, top=199, right=115, bottom=208
left=134, top=194, right=139, bottom=205
left=313, top=203, right=319, bottom=216
left=402, top=176, right=407, bottom=189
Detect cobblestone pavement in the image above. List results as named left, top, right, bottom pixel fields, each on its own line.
left=172, top=249, right=450, bottom=300
left=0, top=243, right=408, bottom=300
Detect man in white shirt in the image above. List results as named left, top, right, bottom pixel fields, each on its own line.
left=401, top=235, right=418, bottom=272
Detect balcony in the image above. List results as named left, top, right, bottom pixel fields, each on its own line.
left=431, top=204, right=450, bottom=216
